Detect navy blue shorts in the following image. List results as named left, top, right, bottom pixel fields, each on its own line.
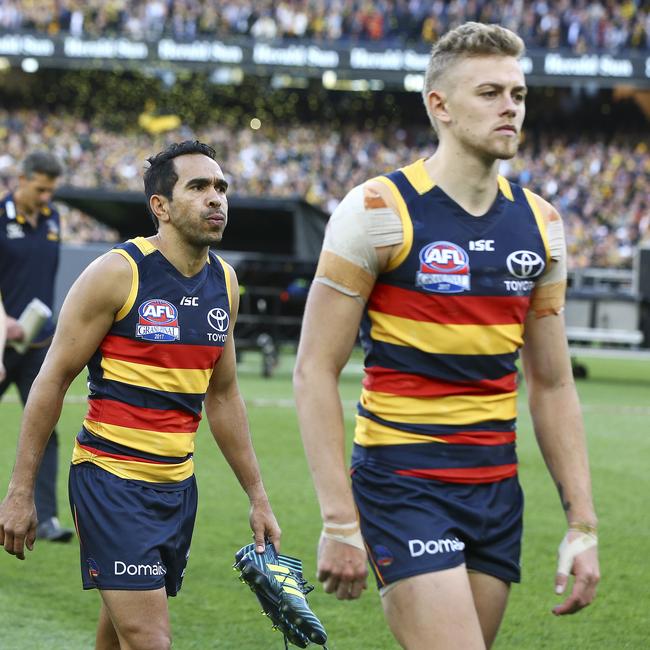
left=68, top=462, right=198, bottom=596
left=351, top=450, right=523, bottom=589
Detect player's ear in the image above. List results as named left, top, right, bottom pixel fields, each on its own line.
left=426, top=89, right=451, bottom=127
left=150, top=194, right=170, bottom=224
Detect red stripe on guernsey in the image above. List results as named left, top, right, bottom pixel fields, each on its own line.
left=363, top=366, right=517, bottom=397
left=87, top=399, right=200, bottom=433
left=100, top=334, right=222, bottom=370
left=440, top=431, right=516, bottom=446
left=76, top=443, right=167, bottom=464
left=396, top=464, right=517, bottom=484
left=369, top=284, right=530, bottom=325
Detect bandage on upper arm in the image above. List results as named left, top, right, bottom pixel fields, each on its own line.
left=315, top=181, right=403, bottom=302
left=530, top=198, right=568, bottom=318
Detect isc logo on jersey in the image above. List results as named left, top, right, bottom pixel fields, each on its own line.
left=416, top=241, right=471, bottom=293
left=136, top=299, right=180, bottom=342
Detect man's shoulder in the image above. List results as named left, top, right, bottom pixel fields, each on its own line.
left=335, top=174, right=401, bottom=217
left=514, top=183, right=561, bottom=223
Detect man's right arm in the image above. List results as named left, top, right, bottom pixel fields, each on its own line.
left=0, top=252, right=131, bottom=559
left=293, top=179, right=402, bottom=600
left=293, top=282, right=368, bottom=599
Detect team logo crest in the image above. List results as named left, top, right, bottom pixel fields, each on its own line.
left=6, top=222, right=25, bottom=239
left=373, top=545, right=394, bottom=567
left=136, top=299, right=180, bottom=342
left=87, top=558, right=100, bottom=580
left=506, top=250, right=544, bottom=279
left=416, top=241, right=471, bottom=293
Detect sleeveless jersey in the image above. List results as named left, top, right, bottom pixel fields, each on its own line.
left=71, top=237, right=232, bottom=483
left=355, top=159, right=551, bottom=484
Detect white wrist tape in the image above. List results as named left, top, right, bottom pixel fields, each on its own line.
left=321, top=521, right=365, bottom=551
left=557, top=532, right=598, bottom=575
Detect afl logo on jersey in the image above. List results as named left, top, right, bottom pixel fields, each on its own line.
left=136, top=299, right=180, bottom=342
left=506, top=250, right=544, bottom=279
left=416, top=241, right=471, bottom=293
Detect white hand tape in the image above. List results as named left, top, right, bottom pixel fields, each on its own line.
left=320, top=529, right=365, bottom=552
left=557, top=532, right=598, bottom=576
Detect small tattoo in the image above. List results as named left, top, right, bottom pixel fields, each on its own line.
left=557, top=482, right=571, bottom=513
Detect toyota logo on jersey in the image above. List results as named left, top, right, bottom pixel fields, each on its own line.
left=416, top=241, right=471, bottom=293
left=506, top=250, right=545, bottom=279
left=207, top=307, right=229, bottom=332
left=136, top=299, right=180, bottom=342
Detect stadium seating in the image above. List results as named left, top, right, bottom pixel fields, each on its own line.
left=0, top=108, right=647, bottom=270
left=1, top=0, right=648, bottom=51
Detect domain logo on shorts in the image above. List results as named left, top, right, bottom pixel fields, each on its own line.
left=408, top=537, right=465, bottom=557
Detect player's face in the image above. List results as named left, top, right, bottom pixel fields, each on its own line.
left=168, top=154, right=229, bottom=247
left=18, top=172, right=58, bottom=212
left=438, top=55, right=526, bottom=161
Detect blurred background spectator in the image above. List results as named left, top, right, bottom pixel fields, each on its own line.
left=1, top=0, right=648, bottom=52
left=0, top=1, right=648, bottom=271
left=0, top=97, right=647, bottom=270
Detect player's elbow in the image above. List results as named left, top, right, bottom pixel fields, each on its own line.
left=292, top=354, right=312, bottom=394
left=293, top=351, right=335, bottom=395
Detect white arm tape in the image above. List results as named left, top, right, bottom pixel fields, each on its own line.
left=557, top=532, right=598, bottom=576
left=321, top=521, right=365, bottom=551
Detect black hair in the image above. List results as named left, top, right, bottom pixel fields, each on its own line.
left=143, top=140, right=217, bottom=229
left=22, top=151, right=64, bottom=178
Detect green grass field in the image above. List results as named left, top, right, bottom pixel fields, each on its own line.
left=1, top=353, right=649, bottom=649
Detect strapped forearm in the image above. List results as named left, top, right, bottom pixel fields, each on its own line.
left=321, top=520, right=365, bottom=551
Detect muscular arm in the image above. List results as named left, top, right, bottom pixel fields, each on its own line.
left=203, top=266, right=280, bottom=552
left=294, top=180, right=398, bottom=599
left=520, top=310, right=600, bottom=614
left=293, top=282, right=371, bottom=599
left=294, top=283, right=364, bottom=524
left=0, top=253, right=131, bottom=559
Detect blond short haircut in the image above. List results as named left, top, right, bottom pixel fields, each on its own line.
left=422, top=22, right=525, bottom=133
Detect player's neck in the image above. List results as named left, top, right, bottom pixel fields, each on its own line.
left=424, top=142, right=500, bottom=217
left=148, top=232, right=208, bottom=277
left=13, top=189, right=39, bottom=226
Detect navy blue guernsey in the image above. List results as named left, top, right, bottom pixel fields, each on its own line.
left=354, top=159, right=551, bottom=483
left=0, top=193, right=60, bottom=342
left=72, top=237, right=233, bottom=483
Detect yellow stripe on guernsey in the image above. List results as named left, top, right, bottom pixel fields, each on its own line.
left=400, top=158, right=436, bottom=195
left=369, top=310, right=524, bottom=355
left=215, top=255, right=232, bottom=310
left=267, top=564, right=306, bottom=599
left=101, top=357, right=212, bottom=394
left=131, top=236, right=157, bottom=255
left=359, top=388, right=517, bottom=427
left=522, top=188, right=551, bottom=264
left=72, top=440, right=193, bottom=482
left=355, top=415, right=448, bottom=446
left=373, top=175, right=414, bottom=272
left=110, top=249, right=139, bottom=322
left=83, top=419, right=195, bottom=458
left=497, top=175, right=514, bottom=201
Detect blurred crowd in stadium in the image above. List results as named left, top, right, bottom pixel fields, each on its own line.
left=1, top=0, right=648, bottom=52
left=0, top=108, right=647, bottom=269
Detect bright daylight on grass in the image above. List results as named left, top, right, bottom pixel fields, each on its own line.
left=1, top=353, right=648, bottom=649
